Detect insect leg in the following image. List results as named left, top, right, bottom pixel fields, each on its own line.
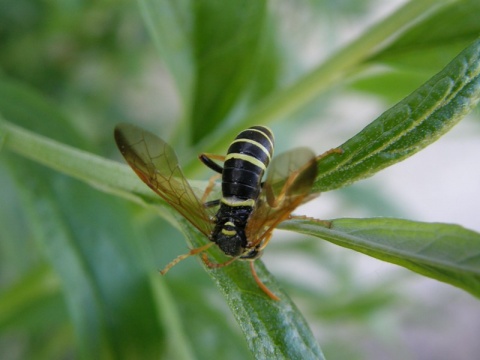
left=264, top=161, right=312, bottom=208
left=199, top=153, right=226, bottom=174
left=265, top=177, right=304, bottom=208
left=255, top=231, right=274, bottom=253
left=249, top=261, right=280, bottom=301
left=201, top=253, right=238, bottom=268
left=201, top=173, right=221, bottom=203
left=289, top=215, right=332, bottom=228
left=160, top=242, right=214, bottom=275
left=204, top=199, right=220, bottom=208
left=199, top=153, right=224, bottom=206
left=244, top=232, right=279, bottom=300
left=316, top=147, right=344, bottom=162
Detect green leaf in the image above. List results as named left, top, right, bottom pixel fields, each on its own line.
left=0, top=264, right=74, bottom=358
left=280, top=217, right=480, bottom=299
left=368, top=0, right=480, bottom=72
left=314, top=37, right=480, bottom=192
left=175, top=217, right=325, bottom=360
left=3, top=3, right=479, bottom=358
left=190, top=0, right=268, bottom=143
left=0, top=265, right=61, bottom=329
left=0, top=78, right=84, bottom=147
left=138, top=0, right=195, bottom=108
left=351, top=70, right=428, bottom=104
left=0, top=120, right=324, bottom=359
left=0, top=81, right=192, bottom=358
left=354, top=1, right=480, bottom=103
left=139, top=0, right=269, bottom=144
left=190, top=0, right=456, bottom=159
left=167, top=277, right=253, bottom=360
left=5, top=156, right=171, bottom=358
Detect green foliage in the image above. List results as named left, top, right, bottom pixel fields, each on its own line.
left=315, top=37, right=480, bottom=192
left=1, top=0, right=480, bottom=359
left=281, top=218, right=480, bottom=298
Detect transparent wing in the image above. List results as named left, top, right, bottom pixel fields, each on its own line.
left=245, top=147, right=318, bottom=248
left=114, top=123, right=214, bottom=237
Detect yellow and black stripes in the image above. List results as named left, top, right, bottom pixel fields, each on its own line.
left=220, top=221, right=237, bottom=237
left=201, top=126, right=275, bottom=258
left=222, top=126, right=274, bottom=202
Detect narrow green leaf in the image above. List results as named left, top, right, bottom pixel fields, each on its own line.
left=138, top=0, right=269, bottom=143
left=0, top=119, right=154, bottom=203
left=0, top=122, right=324, bottom=358
left=314, top=37, right=480, bottom=192
left=138, top=0, right=194, bottom=107
left=351, top=70, right=428, bottom=104
left=368, top=0, right=480, bottom=72
left=0, top=266, right=60, bottom=329
left=0, top=93, right=189, bottom=358
left=15, top=169, right=120, bottom=359
left=0, top=79, right=84, bottom=147
left=190, top=0, right=268, bottom=143
left=280, top=218, right=480, bottom=298
left=16, top=163, right=169, bottom=358
left=190, top=0, right=455, bottom=159
left=0, top=267, right=72, bottom=359
left=167, top=279, right=252, bottom=360
left=172, top=217, right=325, bottom=360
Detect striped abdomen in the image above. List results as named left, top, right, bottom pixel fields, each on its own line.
left=210, top=126, right=274, bottom=258
left=221, top=126, right=274, bottom=204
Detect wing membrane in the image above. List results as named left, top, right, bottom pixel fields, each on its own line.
left=114, top=123, right=214, bottom=237
left=246, top=147, right=318, bottom=247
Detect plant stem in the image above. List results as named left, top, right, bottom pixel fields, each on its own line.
left=191, top=0, right=458, bottom=163
left=0, top=119, right=148, bottom=199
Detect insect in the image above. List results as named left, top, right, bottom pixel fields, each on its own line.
left=114, top=123, right=336, bottom=300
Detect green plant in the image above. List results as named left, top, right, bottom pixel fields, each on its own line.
left=1, top=1, right=479, bottom=359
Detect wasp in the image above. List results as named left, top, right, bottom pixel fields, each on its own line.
left=114, top=123, right=339, bottom=300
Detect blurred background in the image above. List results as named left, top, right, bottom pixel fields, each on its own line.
left=1, top=0, right=479, bottom=359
